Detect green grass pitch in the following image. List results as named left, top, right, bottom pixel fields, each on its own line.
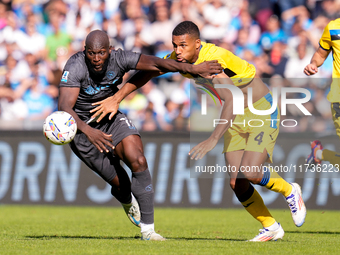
left=0, top=205, right=339, bottom=254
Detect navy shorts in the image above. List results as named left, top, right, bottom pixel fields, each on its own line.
left=70, top=111, right=140, bottom=183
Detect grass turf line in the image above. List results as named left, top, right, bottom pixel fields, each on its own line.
left=0, top=206, right=339, bottom=255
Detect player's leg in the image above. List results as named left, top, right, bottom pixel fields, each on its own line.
left=307, top=103, right=340, bottom=166
left=240, top=148, right=306, bottom=228
left=69, top=133, right=140, bottom=227
left=224, top=127, right=281, bottom=241
left=115, top=134, right=165, bottom=241
left=226, top=151, right=278, bottom=231
left=236, top=150, right=285, bottom=242
left=108, top=156, right=141, bottom=227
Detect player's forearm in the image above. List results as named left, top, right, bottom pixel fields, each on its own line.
left=58, top=102, right=90, bottom=134
left=310, top=53, right=325, bottom=67
left=210, top=104, right=235, bottom=141
left=137, top=54, right=194, bottom=73
left=310, top=47, right=330, bottom=67
left=155, top=58, right=194, bottom=73
left=115, top=71, right=158, bottom=103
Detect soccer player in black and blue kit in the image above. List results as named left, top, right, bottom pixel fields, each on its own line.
left=58, top=30, right=221, bottom=240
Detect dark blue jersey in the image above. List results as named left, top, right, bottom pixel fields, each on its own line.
left=59, top=49, right=141, bottom=122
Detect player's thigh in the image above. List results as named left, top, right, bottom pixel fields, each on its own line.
left=114, top=134, right=147, bottom=171
left=225, top=150, right=244, bottom=180
left=70, top=133, right=118, bottom=183
left=331, top=103, right=340, bottom=140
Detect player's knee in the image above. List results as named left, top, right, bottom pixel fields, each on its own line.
left=130, top=154, right=148, bottom=172
left=248, top=177, right=262, bottom=185
left=240, top=168, right=262, bottom=184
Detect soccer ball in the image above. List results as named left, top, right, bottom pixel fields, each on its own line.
left=43, top=111, right=77, bottom=145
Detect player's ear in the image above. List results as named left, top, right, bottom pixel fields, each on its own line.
left=109, top=46, right=113, bottom=53
left=195, top=39, right=201, bottom=49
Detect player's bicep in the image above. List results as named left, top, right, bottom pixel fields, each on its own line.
left=135, top=54, right=164, bottom=74
left=317, top=46, right=331, bottom=60
left=58, top=87, right=80, bottom=110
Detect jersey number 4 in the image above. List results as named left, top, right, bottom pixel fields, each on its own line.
left=254, top=131, right=264, bottom=145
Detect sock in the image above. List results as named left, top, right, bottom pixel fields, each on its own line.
left=237, top=184, right=276, bottom=228
left=322, top=149, right=340, bottom=165
left=316, top=149, right=323, bottom=160
left=141, top=223, right=154, bottom=233
left=131, top=169, right=154, bottom=224
left=259, top=166, right=292, bottom=197
left=266, top=221, right=280, bottom=231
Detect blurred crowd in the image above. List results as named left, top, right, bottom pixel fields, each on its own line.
left=0, top=0, right=337, bottom=133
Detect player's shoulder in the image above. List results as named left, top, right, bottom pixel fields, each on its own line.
left=63, top=51, right=87, bottom=79
left=110, top=47, right=124, bottom=56
left=110, top=47, right=138, bottom=57
left=65, top=51, right=86, bottom=68
left=200, top=42, right=232, bottom=60
left=326, top=19, right=340, bottom=29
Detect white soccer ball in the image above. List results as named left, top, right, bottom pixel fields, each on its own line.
left=43, top=111, right=77, bottom=145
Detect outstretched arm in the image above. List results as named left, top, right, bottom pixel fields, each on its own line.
left=90, top=54, right=223, bottom=122
left=90, top=70, right=159, bottom=122
left=135, top=54, right=222, bottom=78
left=304, top=46, right=330, bottom=76
left=189, top=73, right=236, bottom=160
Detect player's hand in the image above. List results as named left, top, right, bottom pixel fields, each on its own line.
left=83, top=126, right=114, bottom=153
left=188, top=137, right=218, bottom=160
left=304, top=63, right=318, bottom=76
left=193, top=60, right=222, bottom=78
left=90, top=95, right=119, bottom=122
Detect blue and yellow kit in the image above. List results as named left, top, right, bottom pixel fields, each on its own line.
left=319, top=19, right=340, bottom=138
left=166, top=42, right=279, bottom=162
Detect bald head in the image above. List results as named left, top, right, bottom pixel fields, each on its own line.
left=84, top=30, right=111, bottom=75
left=85, top=30, right=110, bottom=50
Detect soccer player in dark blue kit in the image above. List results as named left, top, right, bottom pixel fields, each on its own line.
left=58, top=30, right=222, bottom=240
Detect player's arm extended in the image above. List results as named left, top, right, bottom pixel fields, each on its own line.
left=304, top=46, right=331, bottom=76
left=59, top=86, right=114, bottom=153
left=135, top=54, right=222, bottom=78
left=90, top=70, right=160, bottom=122
left=189, top=72, right=235, bottom=160
left=91, top=56, right=222, bottom=122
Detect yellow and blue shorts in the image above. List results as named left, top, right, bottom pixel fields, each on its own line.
left=223, top=92, right=280, bottom=163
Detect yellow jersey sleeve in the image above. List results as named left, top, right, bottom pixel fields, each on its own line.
left=164, top=51, right=176, bottom=60
left=319, top=22, right=332, bottom=51
left=197, top=43, right=256, bottom=86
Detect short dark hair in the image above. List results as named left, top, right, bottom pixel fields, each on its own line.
left=172, top=21, right=200, bottom=39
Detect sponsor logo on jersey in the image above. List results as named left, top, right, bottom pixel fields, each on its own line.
left=84, top=84, right=110, bottom=95
left=106, top=70, right=115, bottom=79
left=61, top=71, right=69, bottom=82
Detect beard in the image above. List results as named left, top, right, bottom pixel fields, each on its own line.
left=85, top=56, right=110, bottom=80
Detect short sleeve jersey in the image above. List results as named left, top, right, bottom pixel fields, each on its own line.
left=319, top=19, right=340, bottom=102
left=59, top=49, right=141, bottom=122
left=165, top=41, right=256, bottom=86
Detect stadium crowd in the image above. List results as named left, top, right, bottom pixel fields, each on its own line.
left=0, top=0, right=337, bottom=133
